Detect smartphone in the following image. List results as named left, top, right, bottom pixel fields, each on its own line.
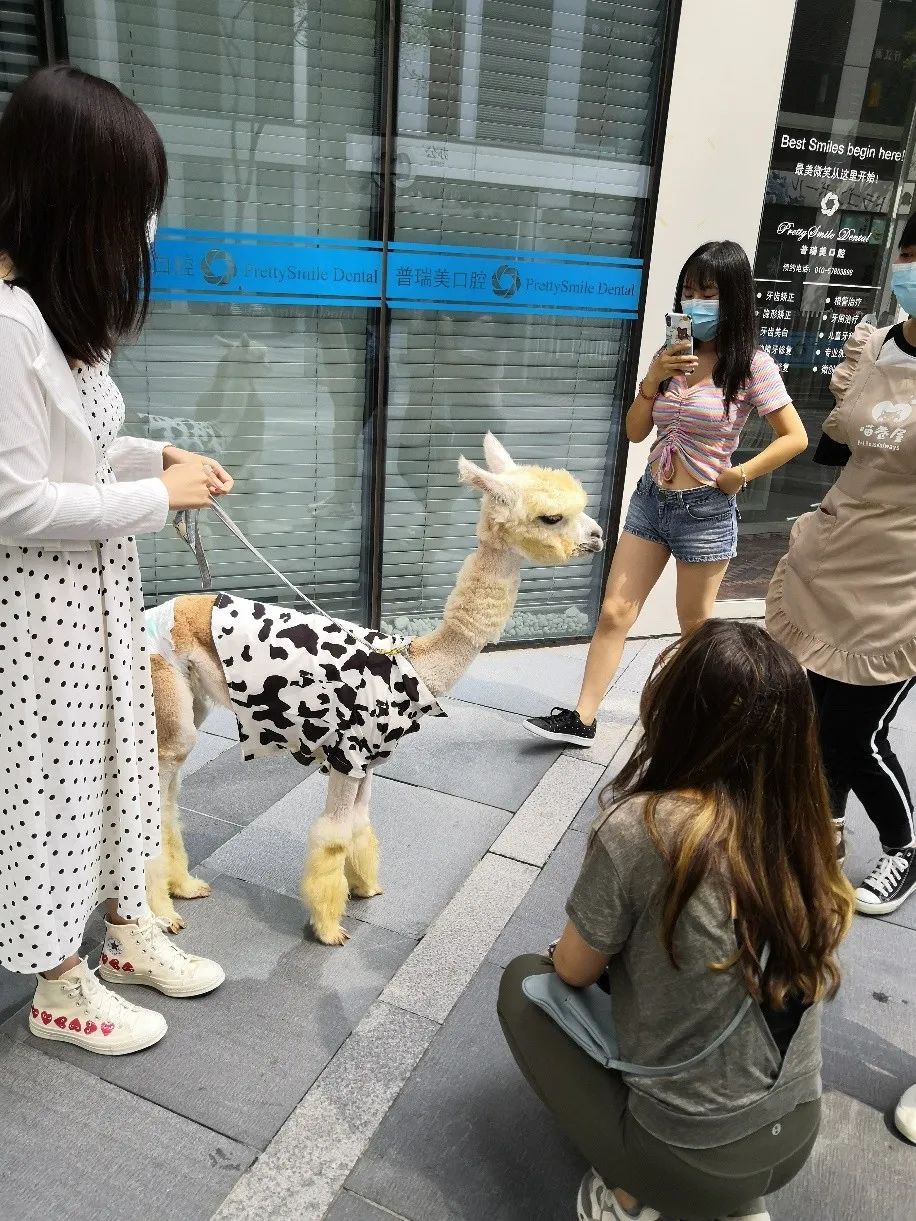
left=665, top=311, right=693, bottom=354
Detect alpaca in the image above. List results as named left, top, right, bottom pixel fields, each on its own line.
left=147, top=433, right=604, bottom=943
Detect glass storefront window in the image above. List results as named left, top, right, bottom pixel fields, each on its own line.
left=381, top=0, right=668, bottom=641
left=40, top=1, right=671, bottom=643
left=722, top=0, right=916, bottom=600
left=65, top=0, right=380, bottom=621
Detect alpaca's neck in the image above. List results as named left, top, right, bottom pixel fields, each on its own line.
left=409, top=544, right=521, bottom=696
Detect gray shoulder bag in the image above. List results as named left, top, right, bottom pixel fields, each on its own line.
left=521, top=943, right=770, bottom=1078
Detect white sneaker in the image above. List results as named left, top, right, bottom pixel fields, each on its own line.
left=98, top=915, right=225, bottom=998
left=30, top=959, right=167, bottom=1055
left=577, top=1170, right=660, bottom=1221
left=895, top=1083, right=916, bottom=1143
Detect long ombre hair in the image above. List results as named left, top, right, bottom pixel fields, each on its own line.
left=598, top=621, right=854, bottom=1008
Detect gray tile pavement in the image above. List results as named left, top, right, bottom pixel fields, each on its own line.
left=2, top=641, right=915, bottom=1221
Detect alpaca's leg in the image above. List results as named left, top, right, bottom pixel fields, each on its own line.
left=345, top=773, right=382, bottom=899
left=146, top=780, right=176, bottom=929
left=146, top=657, right=197, bottom=932
left=148, top=759, right=188, bottom=932
left=165, top=759, right=212, bottom=903
left=302, top=769, right=360, bottom=946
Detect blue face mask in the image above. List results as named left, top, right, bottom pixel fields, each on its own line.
left=681, top=297, right=720, bottom=341
left=891, top=262, right=916, bottom=316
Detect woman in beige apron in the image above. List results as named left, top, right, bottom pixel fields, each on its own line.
left=767, top=217, right=916, bottom=920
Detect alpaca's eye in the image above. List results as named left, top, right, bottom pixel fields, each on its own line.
left=538, top=514, right=563, bottom=526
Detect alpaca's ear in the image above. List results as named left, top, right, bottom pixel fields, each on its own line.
left=458, top=456, right=517, bottom=505
left=482, top=432, right=515, bottom=474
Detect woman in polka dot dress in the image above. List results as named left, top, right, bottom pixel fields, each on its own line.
left=0, top=67, right=230, bottom=1055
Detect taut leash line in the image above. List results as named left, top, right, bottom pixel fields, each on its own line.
left=174, top=501, right=327, bottom=618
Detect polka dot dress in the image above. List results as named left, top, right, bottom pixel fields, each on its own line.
left=0, top=365, right=161, bottom=973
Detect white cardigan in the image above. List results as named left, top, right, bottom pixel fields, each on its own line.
left=0, top=280, right=169, bottom=552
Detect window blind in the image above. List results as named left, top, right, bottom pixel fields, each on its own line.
left=382, top=0, right=665, bottom=641
left=64, top=0, right=380, bottom=619
left=0, top=1, right=39, bottom=100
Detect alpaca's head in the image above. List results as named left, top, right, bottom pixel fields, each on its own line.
left=458, top=434, right=604, bottom=565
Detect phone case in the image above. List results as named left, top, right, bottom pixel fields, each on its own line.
left=666, top=312, right=693, bottom=353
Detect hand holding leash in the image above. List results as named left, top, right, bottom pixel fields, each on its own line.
left=161, top=462, right=214, bottom=508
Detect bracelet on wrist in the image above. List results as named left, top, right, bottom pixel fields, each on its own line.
left=738, top=464, right=749, bottom=491
left=638, top=379, right=656, bottom=403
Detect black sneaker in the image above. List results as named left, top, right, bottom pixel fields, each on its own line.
left=854, top=847, right=916, bottom=916
left=524, top=707, right=597, bottom=747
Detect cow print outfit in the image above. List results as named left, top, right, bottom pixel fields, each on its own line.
left=211, top=594, right=445, bottom=778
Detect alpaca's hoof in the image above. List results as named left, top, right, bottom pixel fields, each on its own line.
left=350, top=886, right=383, bottom=900
left=165, top=910, right=185, bottom=933
left=314, top=923, right=350, bottom=946
left=172, top=876, right=212, bottom=900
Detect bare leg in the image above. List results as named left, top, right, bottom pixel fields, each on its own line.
left=41, top=955, right=82, bottom=980
left=575, top=533, right=670, bottom=726
left=674, top=558, right=730, bottom=636
left=345, top=773, right=382, bottom=900
left=302, top=769, right=361, bottom=945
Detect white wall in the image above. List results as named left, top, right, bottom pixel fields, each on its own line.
left=625, top=0, right=797, bottom=635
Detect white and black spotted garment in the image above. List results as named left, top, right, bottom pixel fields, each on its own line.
left=0, top=366, right=161, bottom=973
left=212, top=593, right=445, bottom=779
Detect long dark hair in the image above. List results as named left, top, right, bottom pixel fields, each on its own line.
left=598, top=621, right=853, bottom=1008
left=674, top=240, right=757, bottom=412
left=0, top=65, right=167, bottom=364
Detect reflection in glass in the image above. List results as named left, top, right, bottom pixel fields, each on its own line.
left=723, top=0, right=916, bottom=600
left=382, top=0, right=668, bottom=641
left=66, top=0, right=378, bottom=621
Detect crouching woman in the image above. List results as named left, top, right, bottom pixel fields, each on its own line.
left=498, top=621, right=853, bottom=1221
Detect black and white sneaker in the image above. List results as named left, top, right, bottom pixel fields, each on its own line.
left=524, top=707, right=597, bottom=747
left=854, top=847, right=916, bottom=916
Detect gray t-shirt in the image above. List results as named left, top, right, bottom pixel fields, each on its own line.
left=567, top=794, right=822, bottom=1148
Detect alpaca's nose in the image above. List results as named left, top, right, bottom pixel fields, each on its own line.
left=582, top=519, right=604, bottom=553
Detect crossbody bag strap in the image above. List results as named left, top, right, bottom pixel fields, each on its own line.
left=608, top=942, right=771, bottom=1079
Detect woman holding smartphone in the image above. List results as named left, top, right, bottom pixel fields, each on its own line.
left=526, top=241, right=809, bottom=746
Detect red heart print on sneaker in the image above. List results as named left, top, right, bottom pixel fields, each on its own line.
left=83, top=1021, right=97, bottom=1035
left=100, top=953, right=109, bottom=965
left=122, top=962, right=134, bottom=973
left=40, top=1011, right=52, bottom=1025
left=109, top=959, right=120, bottom=971
left=68, top=1019, right=81, bottom=1032
left=101, top=1023, right=114, bottom=1036
left=30, top=1007, right=39, bottom=1019
left=54, top=1016, right=67, bottom=1029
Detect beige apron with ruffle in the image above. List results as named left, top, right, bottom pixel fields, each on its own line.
left=767, top=322, right=916, bottom=685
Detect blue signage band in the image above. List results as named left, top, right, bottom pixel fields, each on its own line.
left=151, top=227, right=642, bottom=321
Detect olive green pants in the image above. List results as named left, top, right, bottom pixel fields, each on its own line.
left=497, top=955, right=821, bottom=1221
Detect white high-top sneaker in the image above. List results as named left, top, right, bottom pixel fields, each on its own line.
left=30, top=960, right=167, bottom=1055
left=98, top=915, right=225, bottom=998
left=896, top=1083, right=916, bottom=1144
left=576, top=1171, right=660, bottom=1221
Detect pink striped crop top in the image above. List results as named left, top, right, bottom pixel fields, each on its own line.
left=648, top=349, right=790, bottom=485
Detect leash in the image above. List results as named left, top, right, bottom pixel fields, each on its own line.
left=173, top=501, right=409, bottom=658
left=174, top=501, right=327, bottom=618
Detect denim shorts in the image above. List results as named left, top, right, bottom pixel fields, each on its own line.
left=622, top=468, right=737, bottom=564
